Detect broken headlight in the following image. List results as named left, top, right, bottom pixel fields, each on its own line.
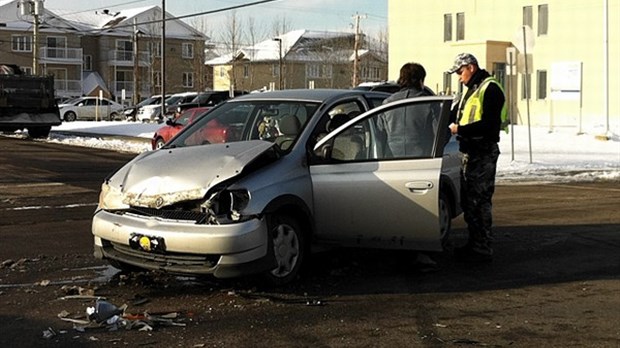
left=201, top=189, right=251, bottom=224
left=98, top=182, right=129, bottom=210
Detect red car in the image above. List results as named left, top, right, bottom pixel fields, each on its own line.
left=151, top=107, right=210, bottom=149
left=151, top=107, right=232, bottom=149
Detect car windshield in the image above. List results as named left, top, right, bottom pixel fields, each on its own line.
left=136, top=96, right=158, bottom=107
left=167, top=99, right=319, bottom=153
left=164, top=95, right=185, bottom=105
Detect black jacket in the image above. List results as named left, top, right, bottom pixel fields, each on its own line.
left=452, top=69, right=504, bottom=149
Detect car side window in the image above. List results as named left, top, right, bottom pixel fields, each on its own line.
left=315, top=100, right=443, bottom=163
left=374, top=100, right=441, bottom=159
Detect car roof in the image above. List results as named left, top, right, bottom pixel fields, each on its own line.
left=231, top=89, right=390, bottom=103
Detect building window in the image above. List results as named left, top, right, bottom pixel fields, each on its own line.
left=84, top=55, right=92, bottom=71
left=12, top=35, right=32, bottom=52
left=182, top=43, right=194, bottom=58
left=456, top=13, right=465, bottom=41
left=148, top=41, right=161, bottom=58
left=538, top=4, right=548, bottom=36
left=306, top=64, right=319, bottom=78
left=521, top=73, right=531, bottom=100
left=153, top=71, right=161, bottom=87
left=272, top=64, right=280, bottom=77
left=45, top=36, right=66, bottom=58
left=537, top=70, right=547, bottom=100
left=523, top=6, right=533, bottom=28
left=322, top=64, right=332, bottom=78
left=362, top=66, right=381, bottom=80
left=182, top=72, right=194, bottom=88
left=243, top=64, right=249, bottom=78
left=442, top=72, right=452, bottom=95
left=219, top=67, right=226, bottom=78
left=116, top=40, right=132, bottom=61
left=443, top=14, right=453, bottom=42
left=21, top=66, right=32, bottom=75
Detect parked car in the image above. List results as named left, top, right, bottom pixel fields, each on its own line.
left=137, top=92, right=197, bottom=123
left=151, top=107, right=211, bottom=149
left=92, top=89, right=461, bottom=285
left=174, top=90, right=247, bottom=115
left=122, top=95, right=169, bottom=121
left=59, top=97, right=124, bottom=121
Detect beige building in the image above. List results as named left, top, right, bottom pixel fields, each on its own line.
left=0, top=0, right=206, bottom=105
left=389, top=0, right=619, bottom=130
left=207, top=30, right=388, bottom=92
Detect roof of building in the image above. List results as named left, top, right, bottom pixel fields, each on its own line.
left=205, top=29, right=362, bottom=65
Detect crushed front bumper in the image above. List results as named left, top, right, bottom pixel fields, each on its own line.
left=92, top=209, right=275, bottom=278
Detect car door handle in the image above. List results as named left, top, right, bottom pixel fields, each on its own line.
left=405, top=181, right=434, bottom=193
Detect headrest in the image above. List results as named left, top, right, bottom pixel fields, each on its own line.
left=326, top=113, right=349, bottom=132
left=279, top=115, right=301, bottom=135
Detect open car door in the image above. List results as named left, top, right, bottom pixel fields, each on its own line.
left=310, top=96, right=453, bottom=251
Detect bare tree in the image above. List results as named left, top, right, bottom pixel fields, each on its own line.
left=271, top=15, right=291, bottom=37
left=246, top=16, right=265, bottom=89
left=190, top=16, right=213, bottom=91
left=219, top=11, right=243, bottom=90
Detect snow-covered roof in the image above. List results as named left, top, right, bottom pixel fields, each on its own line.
left=0, top=0, right=206, bottom=40
left=51, top=6, right=206, bottom=40
left=207, top=29, right=358, bottom=65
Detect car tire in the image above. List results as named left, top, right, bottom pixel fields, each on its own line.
left=264, top=213, right=306, bottom=286
left=64, top=111, right=77, bottom=122
left=154, top=137, right=166, bottom=149
left=109, top=112, right=119, bottom=121
left=439, top=191, right=452, bottom=248
left=27, top=126, right=51, bottom=138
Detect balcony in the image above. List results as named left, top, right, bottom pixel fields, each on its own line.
left=108, top=50, right=151, bottom=67
left=39, top=47, right=83, bottom=64
left=113, top=81, right=152, bottom=98
left=54, top=79, right=82, bottom=97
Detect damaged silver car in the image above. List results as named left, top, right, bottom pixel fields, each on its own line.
left=92, top=89, right=461, bottom=284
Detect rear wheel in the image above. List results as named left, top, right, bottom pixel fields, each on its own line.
left=109, top=112, right=119, bottom=121
left=64, top=111, right=77, bottom=122
left=27, top=126, right=51, bottom=138
left=264, top=213, right=306, bottom=286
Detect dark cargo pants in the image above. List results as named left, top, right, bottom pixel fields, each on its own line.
left=460, top=142, right=500, bottom=255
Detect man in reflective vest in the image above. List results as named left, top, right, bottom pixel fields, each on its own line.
left=448, top=53, right=506, bottom=263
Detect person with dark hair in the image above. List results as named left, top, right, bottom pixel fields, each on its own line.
left=378, top=62, right=437, bottom=158
left=447, top=53, right=507, bottom=263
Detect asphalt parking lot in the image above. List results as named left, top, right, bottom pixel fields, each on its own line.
left=1, top=136, right=619, bottom=347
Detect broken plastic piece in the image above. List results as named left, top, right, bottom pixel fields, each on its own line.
left=42, top=327, right=56, bottom=339
left=87, top=299, right=123, bottom=323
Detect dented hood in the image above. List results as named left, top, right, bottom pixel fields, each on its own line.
left=110, top=140, right=275, bottom=208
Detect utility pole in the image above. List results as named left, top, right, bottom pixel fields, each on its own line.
left=351, top=12, right=366, bottom=87
left=160, top=0, right=166, bottom=119
left=20, top=0, right=44, bottom=75
left=132, top=18, right=139, bottom=106
left=273, top=38, right=283, bottom=90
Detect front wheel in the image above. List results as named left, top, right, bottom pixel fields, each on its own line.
left=154, top=137, right=166, bottom=149
left=264, top=214, right=306, bottom=286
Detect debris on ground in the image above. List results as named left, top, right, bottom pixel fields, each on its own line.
left=56, top=298, right=187, bottom=333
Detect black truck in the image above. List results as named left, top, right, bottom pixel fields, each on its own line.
left=0, top=64, right=61, bottom=138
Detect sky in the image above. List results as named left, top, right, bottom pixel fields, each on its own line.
left=44, top=0, right=388, bottom=39
left=10, top=122, right=618, bottom=185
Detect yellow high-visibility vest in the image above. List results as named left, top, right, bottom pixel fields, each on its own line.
left=459, top=77, right=508, bottom=132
